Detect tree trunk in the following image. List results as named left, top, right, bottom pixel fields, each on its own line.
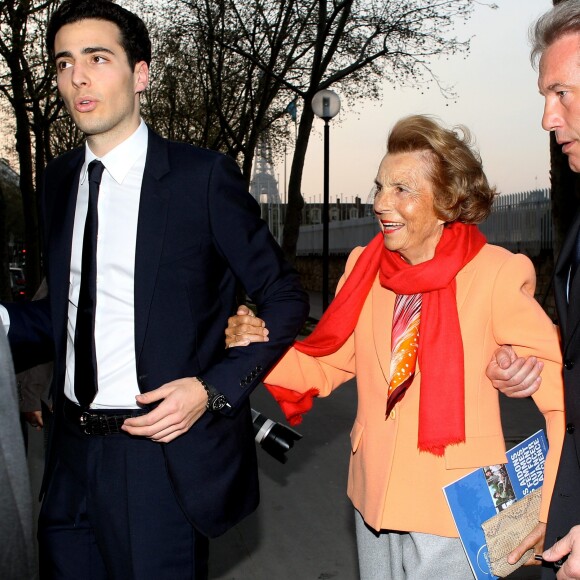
left=0, top=183, right=10, bottom=302
left=10, top=56, right=41, bottom=295
left=281, top=101, right=316, bottom=263
left=240, top=137, right=256, bottom=189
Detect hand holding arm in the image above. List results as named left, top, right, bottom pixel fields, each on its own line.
left=225, top=305, right=269, bottom=348
left=486, top=345, right=543, bottom=398
left=122, top=377, right=208, bottom=443
left=507, top=521, right=545, bottom=567
left=543, top=526, right=580, bottom=579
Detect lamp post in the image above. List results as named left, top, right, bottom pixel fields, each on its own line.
left=311, top=89, right=340, bottom=312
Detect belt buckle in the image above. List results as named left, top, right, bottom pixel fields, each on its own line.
left=79, top=411, right=94, bottom=435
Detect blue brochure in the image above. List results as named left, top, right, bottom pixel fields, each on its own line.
left=442, top=430, right=548, bottom=579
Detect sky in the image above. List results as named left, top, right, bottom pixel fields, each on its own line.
left=0, top=0, right=551, bottom=205
left=286, top=0, right=552, bottom=205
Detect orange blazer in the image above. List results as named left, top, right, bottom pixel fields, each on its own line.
left=265, top=243, right=565, bottom=536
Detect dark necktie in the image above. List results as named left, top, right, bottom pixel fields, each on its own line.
left=74, top=160, right=105, bottom=408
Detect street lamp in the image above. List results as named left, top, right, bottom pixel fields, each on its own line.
left=311, top=89, right=341, bottom=311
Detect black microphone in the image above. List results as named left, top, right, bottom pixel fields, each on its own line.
left=251, top=408, right=302, bottom=463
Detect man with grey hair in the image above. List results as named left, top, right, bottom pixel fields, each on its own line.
left=490, top=1, right=580, bottom=577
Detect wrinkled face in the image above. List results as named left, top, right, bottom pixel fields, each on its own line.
left=539, top=33, right=580, bottom=172
left=373, top=151, right=444, bottom=265
left=54, top=18, right=149, bottom=156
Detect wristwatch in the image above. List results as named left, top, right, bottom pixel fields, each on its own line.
left=199, top=378, right=231, bottom=412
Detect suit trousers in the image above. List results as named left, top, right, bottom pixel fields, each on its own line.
left=354, top=510, right=471, bottom=580
left=38, top=404, right=209, bottom=580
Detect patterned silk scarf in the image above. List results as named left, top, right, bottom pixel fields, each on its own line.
left=387, top=293, right=422, bottom=415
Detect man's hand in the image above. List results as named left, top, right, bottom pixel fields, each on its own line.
left=122, top=377, right=208, bottom=443
left=507, top=521, right=545, bottom=567
left=23, top=410, right=43, bottom=430
left=543, top=526, right=580, bottom=579
left=486, top=345, right=543, bottom=398
left=225, top=305, right=269, bottom=348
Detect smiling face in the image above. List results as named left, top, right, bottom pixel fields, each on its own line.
left=539, top=33, right=580, bottom=172
left=54, top=18, right=149, bottom=157
left=373, top=151, right=445, bottom=265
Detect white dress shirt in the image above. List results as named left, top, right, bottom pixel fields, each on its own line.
left=1, top=120, right=149, bottom=409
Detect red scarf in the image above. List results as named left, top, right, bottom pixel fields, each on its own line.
left=265, top=222, right=486, bottom=455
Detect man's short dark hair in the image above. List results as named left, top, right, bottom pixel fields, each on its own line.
left=46, top=0, right=152, bottom=68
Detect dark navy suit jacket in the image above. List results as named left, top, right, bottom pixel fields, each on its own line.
left=545, top=211, right=580, bottom=565
left=5, top=127, right=309, bottom=538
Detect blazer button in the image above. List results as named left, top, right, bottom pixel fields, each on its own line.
left=565, top=360, right=575, bottom=370
left=567, top=423, right=576, bottom=434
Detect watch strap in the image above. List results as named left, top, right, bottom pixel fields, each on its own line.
left=199, top=378, right=231, bottom=412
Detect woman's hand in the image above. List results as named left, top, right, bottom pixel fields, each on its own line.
left=507, top=521, right=546, bottom=567
left=225, top=305, right=269, bottom=348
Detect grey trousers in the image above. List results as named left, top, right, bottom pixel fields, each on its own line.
left=355, top=510, right=473, bottom=579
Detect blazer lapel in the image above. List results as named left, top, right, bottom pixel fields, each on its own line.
left=134, top=129, right=171, bottom=364
left=556, top=213, right=580, bottom=346
left=455, top=258, right=478, bottom=314
left=47, top=151, right=83, bottom=350
left=371, top=278, right=395, bottom=383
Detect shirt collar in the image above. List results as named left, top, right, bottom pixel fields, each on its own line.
left=80, top=120, right=148, bottom=185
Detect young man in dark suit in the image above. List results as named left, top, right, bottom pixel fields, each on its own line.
left=0, top=1, right=308, bottom=577
left=488, top=2, right=580, bottom=578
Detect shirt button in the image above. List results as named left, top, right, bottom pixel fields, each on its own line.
left=565, top=360, right=575, bottom=370
left=567, top=423, right=576, bottom=434
left=389, top=409, right=396, bottom=420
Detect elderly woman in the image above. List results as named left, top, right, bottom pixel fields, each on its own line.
left=227, top=115, right=565, bottom=579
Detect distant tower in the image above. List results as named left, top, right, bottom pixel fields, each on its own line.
left=250, top=134, right=283, bottom=243
left=250, top=135, right=281, bottom=204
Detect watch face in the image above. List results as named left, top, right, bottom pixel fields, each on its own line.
left=210, top=394, right=228, bottom=411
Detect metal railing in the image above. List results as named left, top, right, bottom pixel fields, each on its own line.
left=296, top=189, right=552, bottom=256
left=479, top=189, right=551, bottom=255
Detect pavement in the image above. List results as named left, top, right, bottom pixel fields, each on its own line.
left=25, top=292, right=546, bottom=579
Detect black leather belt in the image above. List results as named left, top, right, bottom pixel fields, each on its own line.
left=63, top=398, right=147, bottom=436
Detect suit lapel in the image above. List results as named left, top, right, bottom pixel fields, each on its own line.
left=371, top=277, right=394, bottom=383
left=455, top=259, right=478, bottom=314
left=47, top=151, right=83, bottom=350
left=134, top=129, right=171, bottom=364
left=556, top=213, right=580, bottom=348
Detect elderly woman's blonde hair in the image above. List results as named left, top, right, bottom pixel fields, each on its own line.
left=387, top=115, right=496, bottom=224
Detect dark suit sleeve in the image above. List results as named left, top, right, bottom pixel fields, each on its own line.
left=3, top=298, right=54, bottom=373
left=198, top=154, right=309, bottom=409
